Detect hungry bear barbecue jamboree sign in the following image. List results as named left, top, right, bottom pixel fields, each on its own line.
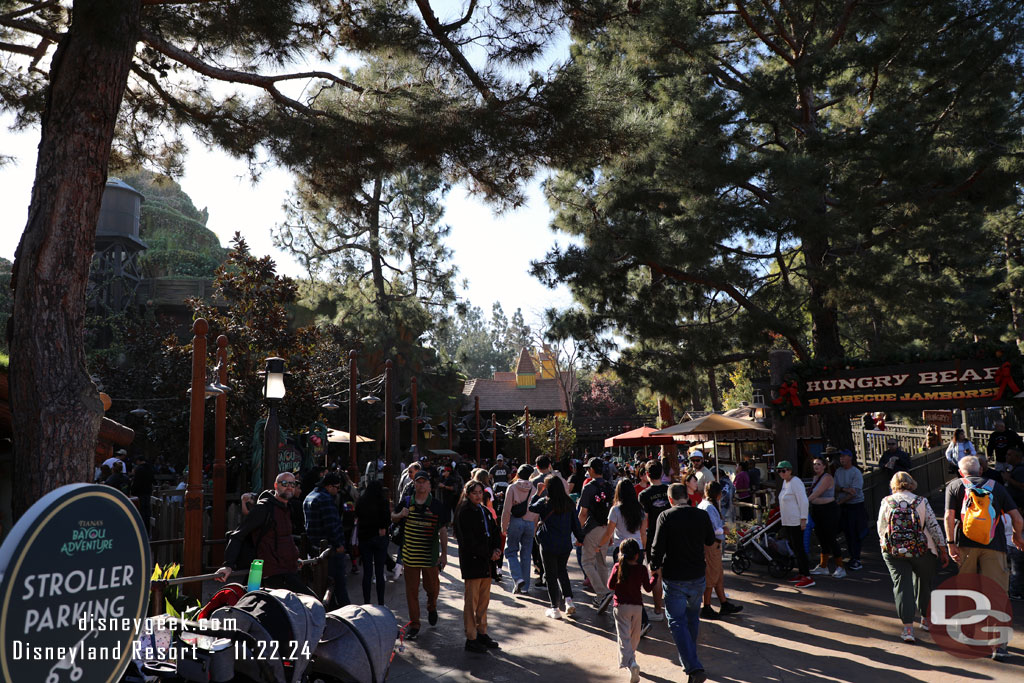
left=0, top=484, right=152, bottom=683
left=773, top=358, right=1023, bottom=414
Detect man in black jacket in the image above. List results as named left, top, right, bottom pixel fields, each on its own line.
left=650, top=483, right=715, bottom=683
left=215, top=472, right=313, bottom=595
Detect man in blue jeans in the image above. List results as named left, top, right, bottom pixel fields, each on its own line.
left=650, top=483, right=716, bottom=683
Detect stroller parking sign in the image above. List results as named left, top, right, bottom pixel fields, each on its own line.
left=0, top=484, right=152, bottom=683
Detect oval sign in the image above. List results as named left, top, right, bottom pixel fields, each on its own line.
left=0, top=484, right=151, bottom=682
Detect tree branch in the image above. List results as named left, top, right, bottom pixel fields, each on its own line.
left=412, top=0, right=494, bottom=100
left=826, top=0, right=862, bottom=50
left=734, top=1, right=795, bottom=66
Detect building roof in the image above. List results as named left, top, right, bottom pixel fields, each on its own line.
left=462, top=373, right=572, bottom=413
left=515, top=348, right=536, bottom=375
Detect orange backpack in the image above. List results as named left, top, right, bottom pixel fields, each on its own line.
left=960, top=478, right=998, bottom=545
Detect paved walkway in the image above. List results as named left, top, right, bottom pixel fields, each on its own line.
left=372, top=538, right=1024, bottom=683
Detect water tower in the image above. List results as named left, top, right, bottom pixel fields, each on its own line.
left=89, top=179, right=147, bottom=313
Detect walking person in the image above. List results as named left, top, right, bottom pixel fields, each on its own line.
left=530, top=475, right=584, bottom=619
left=835, top=450, right=867, bottom=571
left=392, top=470, right=448, bottom=640
left=650, top=483, right=715, bottom=683
left=355, top=479, right=391, bottom=605
left=638, top=460, right=670, bottom=621
left=502, top=464, right=538, bottom=594
left=698, top=481, right=742, bottom=618
left=598, top=479, right=649, bottom=627
left=944, top=455, right=1024, bottom=660
left=777, top=461, right=813, bottom=588
left=303, top=472, right=351, bottom=609
left=579, top=457, right=617, bottom=612
left=944, top=428, right=977, bottom=471
left=808, top=457, right=846, bottom=579
left=608, top=538, right=654, bottom=683
left=878, top=471, right=949, bottom=643
left=454, top=480, right=502, bottom=653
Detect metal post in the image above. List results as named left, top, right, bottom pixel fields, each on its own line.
left=411, top=377, right=419, bottom=452
left=183, top=318, right=207, bottom=595
left=211, top=334, right=228, bottom=566
left=385, top=359, right=394, bottom=493
left=349, top=350, right=358, bottom=471
left=475, top=396, right=481, bottom=465
left=525, top=406, right=531, bottom=464
left=263, top=403, right=279, bottom=489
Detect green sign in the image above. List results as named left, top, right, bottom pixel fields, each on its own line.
left=0, top=484, right=151, bottom=683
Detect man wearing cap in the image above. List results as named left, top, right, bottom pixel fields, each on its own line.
left=877, top=438, right=911, bottom=473
left=688, top=451, right=712, bottom=494
left=579, top=457, right=616, bottom=612
left=392, top=470, right=448, bottom=639
left=489, top=454, right=510, bottom=485
left=303, top=473, right=351, bottom=608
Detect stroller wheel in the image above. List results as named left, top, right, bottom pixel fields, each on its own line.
left=768, top=558, right=791, bottom=579
left=731, top=553, right=751, bottom=575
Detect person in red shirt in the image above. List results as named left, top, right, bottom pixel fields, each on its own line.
left=608, top=538, right=653, bottom=682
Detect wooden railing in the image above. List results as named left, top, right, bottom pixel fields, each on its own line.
left=851, top=424, right=993, bottom=466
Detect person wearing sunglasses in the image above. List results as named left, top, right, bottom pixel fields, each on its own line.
left=215, top=472, right=314, bottom=596
left=776, top=461, right=813, bottom=588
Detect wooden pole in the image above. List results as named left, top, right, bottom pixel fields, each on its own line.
left=183, top=318, right=207, bottom=594
left=525, top=406, right=531, bottom=464
left=211, top=334, right=228, bottom=566
left=475, top=396, right=481, bottom=465
left=385, top=359, right=394, bottom=493
left=555, top=417, right=560, bottom=461
left=349, top=350, right=358, bottom=471
left=448, top=410, right=453, bottom=450
left=411, top=376, right=419, bottom=452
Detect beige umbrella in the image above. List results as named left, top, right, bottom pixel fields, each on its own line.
left=326, top=428, right=376, bottom=444
left=652, top=414, right=772, bottom=474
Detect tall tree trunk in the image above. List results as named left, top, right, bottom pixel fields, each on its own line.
left=368, top=174, right=389, bottom=317
left=803, top=235, right=855, bottom=451
left=1006, top=230, right=1024, bottom=351
left=707, top=367, right=722, bottom=412
left=10, top=0, right=142, bottom=518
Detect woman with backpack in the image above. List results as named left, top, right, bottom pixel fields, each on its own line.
left=877, top=471, right=948, bottom=643
left=501, top=464, right=539, bottom=594
left=530, top=475, right=584, bottom=619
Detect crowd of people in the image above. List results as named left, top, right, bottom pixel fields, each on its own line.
left=187, top=418, right=1024, bottom=682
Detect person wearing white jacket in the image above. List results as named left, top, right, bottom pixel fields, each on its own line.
left=776, top=461, right=813, bottom=588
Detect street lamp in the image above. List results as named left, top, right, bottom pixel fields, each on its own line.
left=262, top=356, right=286, bottom=489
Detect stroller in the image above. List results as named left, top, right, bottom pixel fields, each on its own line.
left=730, top=507, right=794, bottom=579
left=126, top=588, right=399, bottom=683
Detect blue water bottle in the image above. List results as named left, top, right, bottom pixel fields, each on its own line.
left=247, top=559, right=264, bottom=592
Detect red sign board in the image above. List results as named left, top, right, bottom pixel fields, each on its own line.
left=922, top=410, right=954, bottom=425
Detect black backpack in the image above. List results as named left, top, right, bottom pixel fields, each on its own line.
left=587, top=480, right=614, bottom=526
left=227, top=501, right=277, bottom=569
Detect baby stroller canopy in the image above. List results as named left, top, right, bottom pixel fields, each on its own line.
left=311, top=604, right=398, bottom=683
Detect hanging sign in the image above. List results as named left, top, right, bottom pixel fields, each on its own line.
left=0, top=484, right=151, bottom=683
left=782, top=359, right=1022, bottom=413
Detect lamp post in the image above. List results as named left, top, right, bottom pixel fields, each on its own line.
left=262, top=356, right=286, bottom=490
left=211, top=334, right=228, bottom=566
left=385, top=359, right=395, bottom=493
left=183, top=318, right=208, bottom=593
left=348, top=350, right=358, bottom=471
left=411, top=376, right=418, bottom=452
left=474, top=396, right=481, bottom=465
left=524, top=406, right=531, bottom=465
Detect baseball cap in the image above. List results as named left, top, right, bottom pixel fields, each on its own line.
left=517, top=464, right=535, bottom=479
left=776, top=460, right=793, bottom=470
left=886, top=437, right=898, bottom=445
left=496, top=454, right=504, bottom=461
left=413, top=470, right=430, bottom=481
left=587, top=457, right=603, bottom=471
left=689, top=451, right=704, bottom=460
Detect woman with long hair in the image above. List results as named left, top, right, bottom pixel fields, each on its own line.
left=697, top=481, right=743, bottom=618
left=944, top=428, right=976, bottom=470
left=529, top=474, right=583, bottom=619
left=598, top=479, right=650, bottom=632
left=354, top=479, right=391, bottom=605
left=808, top=457, right=845, bottom=578
left=454, top=480, right=502, bottom=652
left=683, top=469, right=702, bottom=506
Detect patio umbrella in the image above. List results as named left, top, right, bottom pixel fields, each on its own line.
left=603, top=426, right=677, bottom=448
left=326, top=429, right=376, bottom=444
left=652, top=414, right=772, bottom=475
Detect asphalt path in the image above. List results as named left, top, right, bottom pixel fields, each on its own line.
left=378, top=535, right=1024, bottom=683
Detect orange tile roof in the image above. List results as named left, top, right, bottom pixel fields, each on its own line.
left=461, top=373, right=571, bottom=412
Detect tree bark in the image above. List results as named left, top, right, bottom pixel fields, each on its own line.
left=368, top=174, right=389, bottom=317
left=707, top=367, right=722, bottom=412
left=1006, top=230, right=1024, bottom=352
left=10, top=0, right=142, bottom=519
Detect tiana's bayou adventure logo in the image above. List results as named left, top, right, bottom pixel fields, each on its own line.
left=60, top=520, right=113, bottom=556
